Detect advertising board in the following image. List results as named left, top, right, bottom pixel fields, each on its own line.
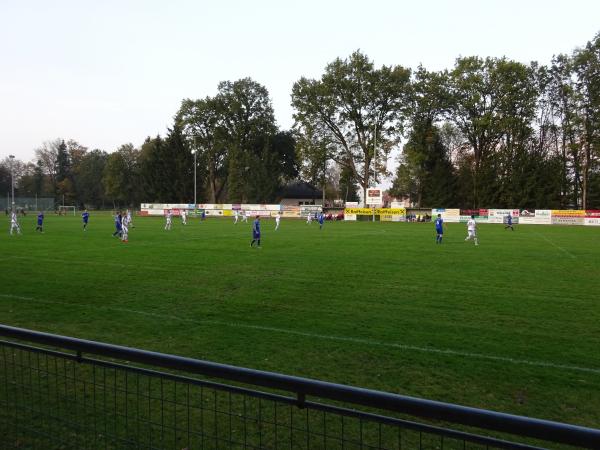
left=551, top=210, right=585, bottom=225
left=488, top=209, right=519, bottom=224
left=365, top=189, right=383, bottom=205
left=432, top=208, right=460, bottom=223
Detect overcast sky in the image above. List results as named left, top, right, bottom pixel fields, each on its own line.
left=1, top=0, right=599, bottom=163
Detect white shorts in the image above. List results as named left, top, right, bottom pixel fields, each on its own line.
left=467, top=230, right=476, bottom=238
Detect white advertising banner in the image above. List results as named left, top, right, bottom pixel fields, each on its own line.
left=432, top=208, right=460, bottom=223
left=519, top=216, right=537, bottom=225
left=584, top=217, right=600, bottom=226
left=459, top=215, right=489, bottom=223
left=300, top=205, right=323, bottom=217
left=344, top=214, right=357, bottom=221
left=535, top=210, right=552, bottom=224
left=245, top=210, right=272, bottom=217
left=488, top=209, right=519, bottom=224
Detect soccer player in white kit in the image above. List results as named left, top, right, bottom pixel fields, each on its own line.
left=181, top=209, right=187, bottom=225
left=275, top=212, right=281, bottom=230
left=465, top=215, right=479, bottom=245
left=233, top=210, right=239, bottom=224
left=165, top=210, right=173, bottom=230
left=126, top=209, right=134, bottom=228
left=9, top=210, right=21, bottom=235
left=241, top=211, right=248, bottom=223
left=306, top=213, right=312, bottom=224
left=121, top=214, right=129, bottom=242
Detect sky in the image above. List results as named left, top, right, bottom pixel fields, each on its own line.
left=1, top=0, right=599, bottom=166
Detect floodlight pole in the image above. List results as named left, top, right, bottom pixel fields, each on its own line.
left=9, top=155, right=15, bottom=211
left=193, top=149, right=197, bottom=207
left=187, top=134, right=200, bottom=209
left=372, top=124, right=377, bottom=222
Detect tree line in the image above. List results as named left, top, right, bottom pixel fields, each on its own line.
left=2, top=32, right=599, bottom=209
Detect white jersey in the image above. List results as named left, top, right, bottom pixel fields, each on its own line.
left=467, top=219, right=476, bottom=232
left=9, top=212, right=21, bottom=234
left=275, top=214, right=281, bottom=223
left=121, top=216, right=129, bottom=241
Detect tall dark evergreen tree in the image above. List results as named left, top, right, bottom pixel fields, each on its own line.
left=56, top=140, right=70, bottom=184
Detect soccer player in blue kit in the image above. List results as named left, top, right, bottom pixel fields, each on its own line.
left=82, top=209, right=89, bottom=231
left=250, top=215, right=261, bottom=248
left=504, top=213, right=514, bottom=231
left=318, top=212, right=324, bottom=230
left=35, top=211, right=44, bottom=233
left=435, top=214, right=444, bottom=244
left=112, top=211, right=122, bottom=237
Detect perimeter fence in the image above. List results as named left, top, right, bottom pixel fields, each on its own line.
left=1, top=324, right=599, bottom=450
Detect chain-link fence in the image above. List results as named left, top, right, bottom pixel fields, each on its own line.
left=0, top=197, right=55, bottom=212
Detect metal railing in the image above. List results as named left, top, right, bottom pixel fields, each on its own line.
left=1, top=324, right=599, bottom=449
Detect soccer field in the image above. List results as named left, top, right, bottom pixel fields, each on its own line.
left=1, top=214, right=599, bottom=429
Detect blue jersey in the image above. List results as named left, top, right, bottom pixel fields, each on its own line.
left=318, top=214, right=324, bottom=224
left=252, top=219, right=261, bottom=238
left=507, top=215, right=512, bottom=225
left=37, top=213, right=44, bottom=225
left=82, top=212, right=89, bottom=223
left=435, top=218, right=443, bottom=231
left=115, top=214, right=122, bottom=229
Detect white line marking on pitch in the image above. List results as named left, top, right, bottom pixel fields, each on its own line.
left=533, top=232, right=577, bottom=259
left=2, top=293, right=599, bottom=376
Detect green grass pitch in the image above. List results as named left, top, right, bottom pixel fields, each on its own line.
left=1, top=213, right=599, bottom=429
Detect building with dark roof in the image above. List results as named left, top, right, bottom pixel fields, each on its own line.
left=277, top=180, right=323, bottom=206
